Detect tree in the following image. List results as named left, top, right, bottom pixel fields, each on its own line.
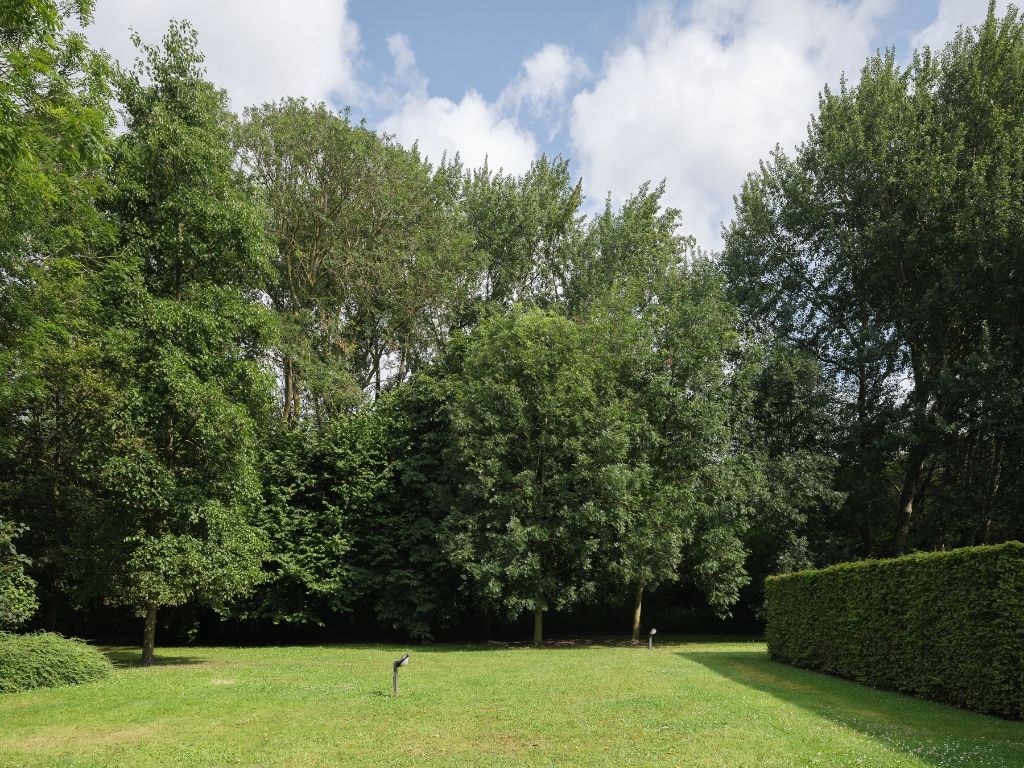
left=625, top=260, right=756, bottom=637
left=444, top=308, right=635, bottom=643
left=239, top=99, right=477, bottom=410
left=0, top=0, right=112, bottom=267
left=730, top=345, right=846, bottom=623
left=0, top=0, right=115, bottom=628
left=724, top=4, right=1024, bottom=554
left=461, top=156, right=585, bottom=310
left=98, top=22, right=276, bottom=664
left=347, top=373, right=468, bottom=641
left=576, top=183, right=757, bottom=639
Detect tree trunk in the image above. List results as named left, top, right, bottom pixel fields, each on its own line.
left=981, top=439, right=1003, bottom=545
left=282, top=354, right=295, bottom=424
left=141, top=602, right=157, bottom=667
left=479, top=608, right=492, bottom=642
left=630, top=582, right=644, bottom=642
left=894, top=349, right=935, bottom=555
left=855, top=362, right=874, bottom=557
left=893, top=447, right=926, bottom=554
left=533, top=605, right=543, bottom=645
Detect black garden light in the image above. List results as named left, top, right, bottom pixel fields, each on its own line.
left=392, top=653, right=409, bottom=697
left=648, top=627, right=657, bottom=650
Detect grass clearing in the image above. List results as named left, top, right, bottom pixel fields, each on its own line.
left=1, top=639, right=1022, bottom=767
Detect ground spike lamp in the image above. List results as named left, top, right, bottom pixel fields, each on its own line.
left=392, top=654, right=409, bottom=697
left=649, top=628, right=657, bottom=650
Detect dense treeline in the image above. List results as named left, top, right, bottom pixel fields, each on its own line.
left=1, top=1, right=1022, bottom=661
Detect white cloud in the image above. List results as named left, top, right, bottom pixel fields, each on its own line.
left=912, top=0, right=1007, bottom=51
left=500, top=44, right=590, bottom=115
left=378, top=35, right=538, bottom=175
left=570, top=0, right=894, bottom=251
left=381, top=91, right=539, bottom=174
left=82, top=0, right=361, bottom=112
left=387, top=33, right=418, bottom=84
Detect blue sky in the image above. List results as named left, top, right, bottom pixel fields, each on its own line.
left=83, top=1, right=1002, bottom=250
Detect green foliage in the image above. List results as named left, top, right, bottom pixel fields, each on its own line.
left=247, top=412, right=393, bottom=625
left=0, top=0, right=114, bottom=623
left=89, top=22, right=277, bottom=649
left=0, top=519, right=36, bottom=630
left=725, top=5, right=1024, bottom=556
left=14, top=0, right=1023, bottom=652
left=444, top=308, right=635, bottom=627
left=461, top=156, right=584, bottom=310
left=0, top=631, right=111, bottom=693
left=239, top=98, right=478, bottom=409
left=348, top=375, right=467, bottom=640
left=0, top=0, right=112, bottom=264
left=765, top=542, right=1024, bottom=718
left=732, top=345, right=846, bottom=619
left=585, top=251, right=756, bottom=625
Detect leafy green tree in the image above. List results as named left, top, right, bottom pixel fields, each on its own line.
left=728, top=345, right=847, bottom=624
left=0, top=262, right=116, bottom=628
left=444, top=308, right=635, bottom=643
left=0, top=0, right=114, bottom=627
left=461, top=156, right=585, bottom=310
left=239, top=99, right=477, bottom=409
left=97, top=22, right=277, bottom=664
left=576, top=183, right=759, bottom=639
left=0, top=0, right=112, bottom=266
left=347, top=373, right=468, bottom=641
left=724, top=4, right=1024, bottom=554
left=625, top=261, right=755, bottom=637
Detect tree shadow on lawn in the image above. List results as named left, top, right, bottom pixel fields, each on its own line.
left=101, top=647, right=206, bottom=668
left=680, top=647, right=1024, bottom=768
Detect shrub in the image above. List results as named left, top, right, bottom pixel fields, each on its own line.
left=765, top=542, right=1024, bottom=718
left=0, top=519, right=38, bottom=630
left=0, top=632, right=113, bottom=693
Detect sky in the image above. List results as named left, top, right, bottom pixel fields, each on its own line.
left=81, top=0, right=1005, bottom=251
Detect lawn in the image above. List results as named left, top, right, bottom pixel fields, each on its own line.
left=1, top=639, right=1022, bottom=767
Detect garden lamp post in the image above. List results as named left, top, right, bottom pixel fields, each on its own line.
left=393, top=653, right=409, bottom=697
left=649, top=628, right=657, bottom=650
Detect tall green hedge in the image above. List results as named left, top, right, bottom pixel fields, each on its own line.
left=765, top=542, right=1024, bottom=718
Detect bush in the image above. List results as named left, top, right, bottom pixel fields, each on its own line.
left=0, top=519, right=38, bottom=630
left=0, top=632, right=113, bottom=693
left=765, top=542, right=1024, bottom=718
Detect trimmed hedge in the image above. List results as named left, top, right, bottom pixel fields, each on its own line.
left=765, top=542, right=1024, bottom=718
left=0, top=632, right=113, bottom=693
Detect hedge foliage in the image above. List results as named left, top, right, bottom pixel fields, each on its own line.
left=0, top=632, right=113, bottom=694
left=765, top=542, right=1024, bottom=718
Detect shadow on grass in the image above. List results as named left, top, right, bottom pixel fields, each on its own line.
left=680, top=647, right=1024, bottom=767
left=101, top=647, right=206, bottom=669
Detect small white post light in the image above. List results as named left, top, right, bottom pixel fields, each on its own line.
left=392, top=653, right=409, bottom=697
left=648, top=628, right=657, bottom=650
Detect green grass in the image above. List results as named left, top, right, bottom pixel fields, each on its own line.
left=1, top=639, right=1022, bottom=767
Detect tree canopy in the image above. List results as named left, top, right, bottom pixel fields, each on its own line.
left=1, top=1, right=1022, bottom=654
